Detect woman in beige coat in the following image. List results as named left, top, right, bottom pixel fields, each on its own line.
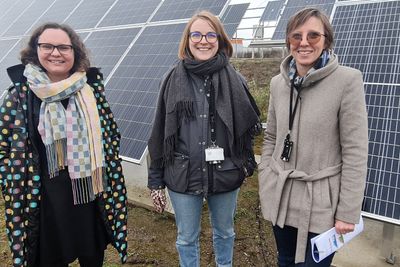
left=258, top=8, right=368, bottom=266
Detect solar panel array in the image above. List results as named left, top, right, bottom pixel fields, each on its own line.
left=271, top=0, right=335, bottom=40
left=332, top=0, right=400, bottom=223
left=0, top=0, right=249, bottom=163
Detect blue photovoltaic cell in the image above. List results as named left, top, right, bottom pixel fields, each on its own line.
left=333, top=2, right=400, bottom=84
left=332, top=1, right=400, bottom=222
left=84, top=28, right=140, bottom=80
left=363, top=84, right=400, bottom=220
left=151, top=0, right=227, bottom=22
left=220, top=3, right=249, bottom=38
left=260, top=0, right=284, bottom=22
left=272, top=0, right=335, bottom=40
left=105, top=23, right=186, bottom=160
left=98, top=0, right=161, bottom=27
left=63, top=0, right=115, bottom=30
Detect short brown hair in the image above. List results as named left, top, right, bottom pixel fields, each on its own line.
left=285, top=8, right=334, bottom=51
left=20, top=22, right=90, bottom=73
left=178, top=10, right=233, bottom=60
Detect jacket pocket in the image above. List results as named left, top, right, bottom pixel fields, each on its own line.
left=213, top=157, right=244, bottom=193
left=164, top=153, right=189, bottom=192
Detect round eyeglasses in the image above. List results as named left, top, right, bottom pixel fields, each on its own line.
left=288, top=31, right=326, bottom=46
left=189, top=31, right=218, bottom=44
left=37, top=43, right=73, bottom=54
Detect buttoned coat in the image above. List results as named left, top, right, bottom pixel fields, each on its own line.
left=0, top=64, right=128, bottom=267
left=258, top=54, right=368, bottom=263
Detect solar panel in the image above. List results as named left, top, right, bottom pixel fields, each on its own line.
left=220, top=3, right=249, bottom=38
left=1, top=0, right=55, bottom=37
left=29, top=0, right=83, bottom=31
left=0, top=40, right=24, bottom=94
left=104, top=23, right=186, bottom=161
left=363, top=84, right=400, bottom=220
left=0, top=39, right=18, bottom=61
left=63, top=0, right=115, bottom=30
left=0, top=0, right=33, bottom=37
left=151, top=0, right=228, bottom=22
left=98, top=0, right=161, bottom=27
left=272, top=0, right=335, bottom=40
left=332, top=0, right=400, bottom=222
left=260, top=0, right=284, bottom=22
left=84, top=28, right=140, bottom=79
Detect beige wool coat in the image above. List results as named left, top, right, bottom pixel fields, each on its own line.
left=258, top=53, right=369, bottom=263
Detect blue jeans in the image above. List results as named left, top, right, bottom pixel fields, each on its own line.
left=168, top=188, right=239, bottom=267
left=273, top=225, right=335, bottom=267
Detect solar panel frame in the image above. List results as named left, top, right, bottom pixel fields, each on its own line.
left=272, top=0, right=335, bottom=40
left=104, top=23, right=186, bottom=161
left=1, top=0, right=56, bottom=37
left=98, top=0, right=161, bottom=27
left=260, top=0, right=284, bottom=22
left=220, top=3, right=249, bottom=38
left=0, top=0, right=34, bottom=37
left=151, top=0, right=228, bottom=22
left=63, top=0, right=116, bottom=30
left=83, top=28, right=141, bottom=80
left=332, top=0, right=400, bottom=223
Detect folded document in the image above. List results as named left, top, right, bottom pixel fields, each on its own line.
left=311, top=216, right=364, bottom=263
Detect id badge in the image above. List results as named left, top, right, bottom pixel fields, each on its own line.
left=205, top=146, right=225, bottom=162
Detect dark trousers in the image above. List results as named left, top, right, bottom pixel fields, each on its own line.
left=39, top=250, right=105, bottom=267
left=273, top=225, right=335, bottom=267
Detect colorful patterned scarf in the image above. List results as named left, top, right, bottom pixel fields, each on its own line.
left=24, top=64, right=106, bottom=204
left=288, top=50, right=330, bottom=86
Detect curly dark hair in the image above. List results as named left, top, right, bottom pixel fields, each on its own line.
left=20, top=22, right=90, bottom=73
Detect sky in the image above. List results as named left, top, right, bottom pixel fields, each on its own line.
left=228, top=0, right=275, bottom=46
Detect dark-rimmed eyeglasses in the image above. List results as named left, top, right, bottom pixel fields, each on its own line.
left=37, top=43, right=73, bottom=54
left=189, top=31, right=218, bottom=44
left=288, top=31, right=326, bottom=46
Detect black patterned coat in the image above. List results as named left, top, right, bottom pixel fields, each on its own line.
left=0, top=64, right=128, bottom=266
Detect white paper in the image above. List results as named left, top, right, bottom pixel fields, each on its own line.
left=311, top=216, right=364, bottom=263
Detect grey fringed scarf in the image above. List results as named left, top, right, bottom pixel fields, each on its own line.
left=148, top=52, right=261, bottom=168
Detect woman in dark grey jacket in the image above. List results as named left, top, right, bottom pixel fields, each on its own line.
left=147, top=11, right=260, bottom=267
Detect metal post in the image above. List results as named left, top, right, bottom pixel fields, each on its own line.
left=381, top=222, right=396, bottom=264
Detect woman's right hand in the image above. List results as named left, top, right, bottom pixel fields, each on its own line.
left=150, top=189, right=167, bottom=213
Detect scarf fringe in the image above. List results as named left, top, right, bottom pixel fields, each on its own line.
left=92, top=167, right=104, bottom=194
left=46, top=139, right=67, bottom=178
left=71, top=176, right=96, bottom=205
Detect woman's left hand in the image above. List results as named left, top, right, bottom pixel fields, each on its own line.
left=335, top=219, right=355, bottom=235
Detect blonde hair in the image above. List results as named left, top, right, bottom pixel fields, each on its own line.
left=178, top=10, right=233, bottom=60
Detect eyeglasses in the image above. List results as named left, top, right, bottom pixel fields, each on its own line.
left=189, top=31, right=218, bottom=44
left=288, top=31, right=326, bottom=46
left=37, top=43, right=73, bottom=54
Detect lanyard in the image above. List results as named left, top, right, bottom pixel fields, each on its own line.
left=205, top=76, right=217, bottom=145
left=281, top=78, right=302, bottom=162
left=288, top=78, right=302, bottom=137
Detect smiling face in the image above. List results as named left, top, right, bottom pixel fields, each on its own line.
left=37, top=28, right=74, bottom=82
left=188, top=18, right=219, bottom=61
left=289, top=16, right=326, bottom=76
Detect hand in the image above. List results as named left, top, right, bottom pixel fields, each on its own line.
left=150, top=189, right=167, bottom=213
left=335, top=219, right=355, bottom=235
